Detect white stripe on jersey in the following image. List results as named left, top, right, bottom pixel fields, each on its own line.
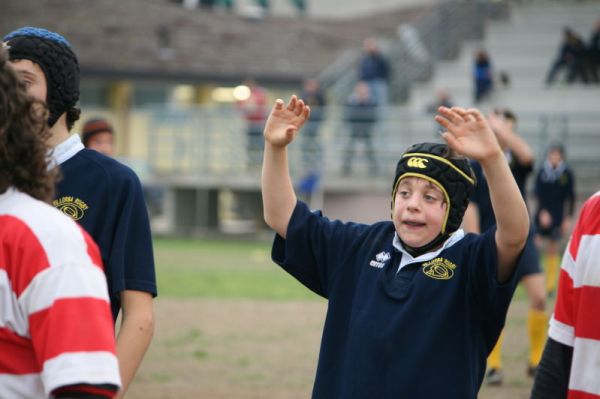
left=20, top=263, right=109, bottom=316
left=0, top=373, right=44, bottom=399
left=1, top=189, right=97, bottom=274
left=570, top=235, right=600, bottom=288
left=549, top=315, right=575, bottom=347
left=570, top=337, right=600, bottom=396
left=42, top=352, right=121, bottom=396
left=0, top=270, right=29, bottom=337
left=560, top=246, right=575, bottom=281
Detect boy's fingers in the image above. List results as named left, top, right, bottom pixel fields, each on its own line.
left=466, top=108, right=485, bottom=121
left=434, top=115, right=451, bottom=129
left=303, top=105, right=311, bottom=120
left=287, top=95, right=297, bottom=111
left=294, top=100, right=305, bottom=116
left=274, top=99, right=284, bottom=109
left=441, top=131, right=460, bottom=150
left=451, top=106, right=468, bottom=117
left=437, top=106, right=463, bottom=124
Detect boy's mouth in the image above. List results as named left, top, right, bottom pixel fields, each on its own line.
left=402, top=220, right=425, bottom=227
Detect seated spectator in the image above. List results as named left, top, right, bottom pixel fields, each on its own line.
left=546, top=27, right=589, bottom=85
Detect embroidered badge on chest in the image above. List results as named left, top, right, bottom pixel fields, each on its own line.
left=422, top=257, right=456, bottom=280
left=53, top=196, right=89, bottom=220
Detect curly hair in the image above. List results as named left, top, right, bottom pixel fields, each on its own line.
left=0, top=46, right=57, bottom=202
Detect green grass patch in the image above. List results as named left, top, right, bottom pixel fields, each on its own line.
left=154, top=238, right=319, bottom=300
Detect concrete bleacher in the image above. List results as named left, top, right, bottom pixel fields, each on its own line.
left=409, top=0, right=600, bottom=201
left=410, top=1, right=600, bottom=112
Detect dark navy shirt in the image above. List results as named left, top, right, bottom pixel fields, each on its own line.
left=272, top=201, right=523, bottom=399
left=469, top=155, right=532, bottom=232
left=54, top=147, right=157, bottom=320
left=534, top=164, right=575, bottom=230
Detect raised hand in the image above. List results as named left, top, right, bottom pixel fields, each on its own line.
left=434, top=106, right=502, bottom=162
left=263, top=95, right=311, bottom=148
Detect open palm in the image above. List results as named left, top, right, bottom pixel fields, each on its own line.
left=435, top=106, right=501, bottom=161
left=264, top=95, right=311, bottom=148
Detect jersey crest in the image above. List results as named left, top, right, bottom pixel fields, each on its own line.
left=53, top=196, right=89, bottom=220
left=422, top=257, right=456, bottom=280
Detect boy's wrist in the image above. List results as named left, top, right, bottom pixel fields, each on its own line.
left=479, top=149, right=505, bottom=169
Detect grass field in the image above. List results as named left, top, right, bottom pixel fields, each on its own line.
left=127, top=237, right=545, bottom=399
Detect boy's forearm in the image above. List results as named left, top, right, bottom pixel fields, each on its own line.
left=116, top=291, right=155, bottom=397
left=481, top=152, right=529, bottom=281
left=261, top=143, right=296, bottom=238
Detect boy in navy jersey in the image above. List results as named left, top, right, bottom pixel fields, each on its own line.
left=533, top=143, right=575, bottom=296
left=464, top=109, right=547, bottom=384
left=0, top=43, right=120, bottom=399
left=262, top=96, right=530, bottom=398
left=3, top=27, right=156, bottom=397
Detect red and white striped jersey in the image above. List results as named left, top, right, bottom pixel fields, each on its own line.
left=0, top=188, right=121, bottom=398
left=549, top=190, right=600, bottom=399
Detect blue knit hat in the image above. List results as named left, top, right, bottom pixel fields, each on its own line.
left=3, top=27, right=80, bottom=127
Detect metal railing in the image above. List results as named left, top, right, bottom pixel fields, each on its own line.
left=142, top=104, right=600, bottom=196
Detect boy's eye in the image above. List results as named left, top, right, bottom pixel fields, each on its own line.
left=424, top=194, right=440, bottom=202
left=398, top=190, right=410, bottom=198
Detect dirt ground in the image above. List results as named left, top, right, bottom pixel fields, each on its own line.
left=127, top=298, right=537, bottom=399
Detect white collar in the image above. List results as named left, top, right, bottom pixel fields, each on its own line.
left=0, top=186, right=17, bottom=205
left=392, top=229, right=465, bottom=272
left=51, top=134, right=84, bottom=166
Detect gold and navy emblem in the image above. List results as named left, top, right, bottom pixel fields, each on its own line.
left=53, top=196, right=89, bottom=221
left=422, top=257, right=456, bottom=280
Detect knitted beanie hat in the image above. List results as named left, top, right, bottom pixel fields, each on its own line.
left=3, top=27, right=80, bottom=127
left=81, top=118, right=114, bottom=147
left=392, top=142, right=476, bottom=236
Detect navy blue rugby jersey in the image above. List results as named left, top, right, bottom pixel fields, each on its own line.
left=272, top=201, right=524, bottom=399
left=534, top=165, right=575, bottom=230
left=54, top=148, right=157, bottom=320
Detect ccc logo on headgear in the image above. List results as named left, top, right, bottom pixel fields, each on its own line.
left=407, top=157, right=428, bottom=169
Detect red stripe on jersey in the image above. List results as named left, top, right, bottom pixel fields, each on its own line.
left=569, top=194, right=600, bottom=260
left=79, top=225, right=104, bottom=271
left=29, top=297, right=116, bottom=363
left=0, top=327, right=40, bottom=374
left=0, top=215, right=50, bottom=296
left=569, top=389, right=600, bottom=399
left=554, top=268, right=575, bottom=328
left=574, top=286, right=600, bottom=341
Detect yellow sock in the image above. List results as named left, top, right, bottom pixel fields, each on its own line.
left=546, top=254, right=560, bottom=294
left=487, top=331, right=504, bottom=370
left=528, top=309, right=548, bottom=367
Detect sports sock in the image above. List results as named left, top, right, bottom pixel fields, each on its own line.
left=487, top=331, right=504, bottom=370
left=545, top=254, right=560, bottom=294
left=528, top=309, right=548, bottom=367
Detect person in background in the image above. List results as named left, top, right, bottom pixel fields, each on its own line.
left=358, top=37, right=390, bottom=109
left=299, top=78, right=327, bottom=172
left=4, top=26, right=156, bottom=397
left=463, top=109, right=547, bottom=385
left=237, top=78, right=268, bottom=169
left=533, top=143, right=576, bottom=297
left=545, top=28, right=589, bottom=85
left=82, top=117, right=115, bottom=157
left=473, top=49, right=493, bottom=103
left=531, top=191, right=600, bottom=399
left=0, top=43, right=121, bottom=399
left=342, top=81, right=378, bottom=176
